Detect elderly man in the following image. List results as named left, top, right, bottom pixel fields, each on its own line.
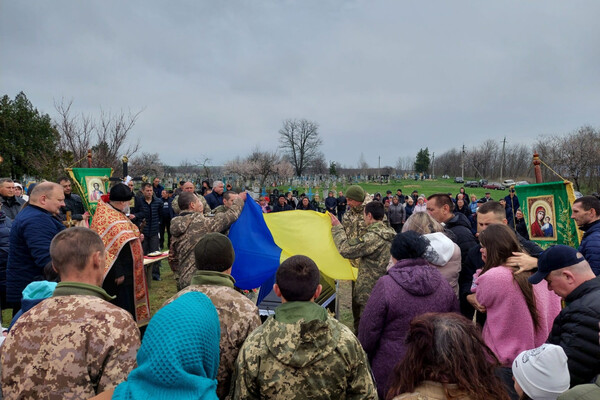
left=0, top=178, right=25, bottom=220
left=169, top=191, right=246, bottom=290
left=57, top=176, right=89, bottom=223
left=205, top=180, right=225, bottom=209
left=172, top=181, right=210, bottom=215
left=1, top=227, right=140, bottom=399
left=529, top=245, right=600, bottom=387
left=165, top=233, right=260, bottom=399
left=92, top=183, right=150, bottom=325
left=6, top=182, right=65, bottom=310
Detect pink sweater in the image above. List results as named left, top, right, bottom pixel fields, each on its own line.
left=474, top=266, right=561, bottom=366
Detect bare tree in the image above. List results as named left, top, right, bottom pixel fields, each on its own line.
left=54, top=99, right=142, bottom=172
left=306, top=151, right=328, bottom=175
left=278, top=119, right=323, bottom=176
left=94, top=109, right=142, bottom=170
left=224, top=148, right=292, bottom=187
left=196, top=156, right=213, bottom=181
left=54, top=98, right=94, bottom=167
left=129, top=152, right=164, bottom=179
left=358, top=153, right=369, bottom=176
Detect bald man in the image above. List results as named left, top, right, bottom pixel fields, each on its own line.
left=6, top=182, right=66, bottom=310
left=172, top=181, right=211, bottom=215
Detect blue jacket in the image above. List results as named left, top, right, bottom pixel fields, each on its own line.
left=580, top=220, right=600, bottom=275
left=0, top=211, right=12, bottom=289
left=7, top=205, right=65, bottom=302
left=204, top=191, right=223, bottom=209
left=134, top=195, right=162, bottom=236
left=161, top=196, right=175, bottom=220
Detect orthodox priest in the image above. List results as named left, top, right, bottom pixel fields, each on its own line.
left=91, top=183, right=150, bottom=327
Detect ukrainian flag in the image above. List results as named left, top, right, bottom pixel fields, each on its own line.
left=229, top=198, right=357, bottom=290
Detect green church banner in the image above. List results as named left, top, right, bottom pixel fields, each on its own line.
left=515, top=181, right=581, bottom=250
left=67, top=168, right=113, bottom=217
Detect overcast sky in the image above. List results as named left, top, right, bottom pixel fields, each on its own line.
left=2, top=1, right=600, bottom=168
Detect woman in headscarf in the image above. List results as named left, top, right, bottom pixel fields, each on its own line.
left=91, top=291, right=221, bottom=400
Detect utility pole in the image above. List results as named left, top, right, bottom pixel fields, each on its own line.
left=461, top=144, right=465, bottom=179
left=378, top=155, right=381, bottom=183
left=500, top=137, right=506, bottom=181
left=431, top=152, right=435, bottom=179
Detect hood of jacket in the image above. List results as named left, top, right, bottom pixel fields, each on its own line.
left=387, top=258, right=443, bottom=296
left=170, top=212, right=201, bottom=238
left=445, top=212, right=472, bottom=230
left=423, top=232, right=455, bottom=266
left=264, top=307, right=341, bottom=369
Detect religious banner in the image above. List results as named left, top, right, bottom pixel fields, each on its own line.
left=66, top=168, right=113, bottom=217
left=515, top=181, right=581, bottom=250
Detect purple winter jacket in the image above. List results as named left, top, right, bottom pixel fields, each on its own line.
left=358, top=258, right=459, bottom=399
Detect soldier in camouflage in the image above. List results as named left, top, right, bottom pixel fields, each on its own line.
left=164, top=232, right=260, bottom=399
left=172, top=181, right=211, bottom=215
left=229, top=255, right=377, bottom=400
left=331, top=201, right=396, bottom=333
left=211, top=191, right=239, bottom=235
left=1, top=228, right=140, bottom=400
left=169, top=191, right=246, bottom=290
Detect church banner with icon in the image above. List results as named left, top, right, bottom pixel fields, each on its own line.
left=66, top=168, right=113, bottom=217
left=515, top=181, right=581, bottom=250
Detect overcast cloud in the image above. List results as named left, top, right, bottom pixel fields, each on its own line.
left=2, top=1, right=600, bottom=168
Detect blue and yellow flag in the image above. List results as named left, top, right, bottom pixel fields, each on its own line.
left=229, top=198, right=357, bottom=290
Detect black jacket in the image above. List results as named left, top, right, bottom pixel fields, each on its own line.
left=271, top=203, right=293, bottom=213
left=133, top=195, right=162, bottom=236
left=547, top=276, right=600, bottom=387
left=59, top=193, right=86, bottom=221
left=444, top=213, right=478, bottom=265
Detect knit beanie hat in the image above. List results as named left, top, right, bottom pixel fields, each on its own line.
left=390, top=231, right=429, bottom=260
left=194, top=232, right=235, bottom=272
left=512, top=344, right=570, bottom=400
left=112, top=292, right=221, bottom=400
left=109, top=183, right=133, bottom=201
left=346, top=185, right=366, bottom=202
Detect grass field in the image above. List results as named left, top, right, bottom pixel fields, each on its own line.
left=275, top=177, right=510, bottom=201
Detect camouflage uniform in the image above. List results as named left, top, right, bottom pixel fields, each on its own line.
left=229, top=301, right=377, bottom=400
left=1, top=282, right=140, bottom=400
left=169, top=197, right=244, bottom=290
left=342, top=204, right=368, bottom=268
left=164, top=270, right=261, bottom=399
left=211, top=205, right=232, bottom=234
left=172, top=193, right=211, bottom=215
left=332, top=221, right=396, bottom=332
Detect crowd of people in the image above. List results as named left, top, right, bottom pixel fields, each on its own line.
left=0, top=176, right=600, bottom=399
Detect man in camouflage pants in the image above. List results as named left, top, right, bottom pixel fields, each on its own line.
left=230, top=255, right=377, bottom=399
left=165, top=232, right=260, bottom=399
left=1, top=228, right=140, bottom=399
left=169, top=191, right=245, bottom=290
left=331, top=200, right=396, bottom=332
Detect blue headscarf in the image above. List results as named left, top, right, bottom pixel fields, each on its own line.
left=112, top=292, right=221, bottom=400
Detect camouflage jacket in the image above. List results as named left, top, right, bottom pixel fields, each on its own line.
left=1, top=283, right=140, bottom=400
left=332, top=221, right=396, bottom=308
left=172, top=193, right=211, bottom=215
left=164, top=270, right=261, bottom=399
left=229, top=301, right=377, bottom=400
left=169, top=197, right=244, bottom=290
left=342, top=204, right=368, bottom=268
